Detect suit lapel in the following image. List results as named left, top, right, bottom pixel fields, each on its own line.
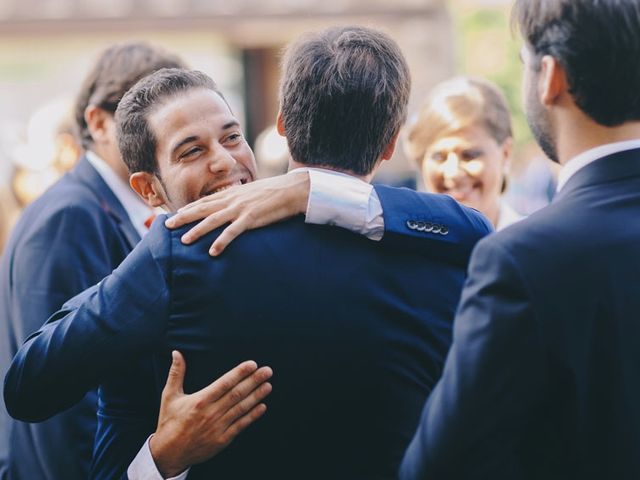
left=70, top=155, right=142, bottom=249
left=554, top=147, right=640, bottom=203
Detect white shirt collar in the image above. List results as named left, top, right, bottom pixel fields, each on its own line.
left=85, top=151, right=153, bottom=237
left=496, top=200, right=525, bottom=231
left=288, top=166, right=370, bottom=184
left=557, top=139, right=640, bottom=192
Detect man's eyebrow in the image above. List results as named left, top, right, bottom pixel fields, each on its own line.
left=172, top=136, right=199, bottom=156
left=222, top=120, right=240, bottom=130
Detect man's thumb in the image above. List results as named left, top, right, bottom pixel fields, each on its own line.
left=164, top=350, right=186, bottom=396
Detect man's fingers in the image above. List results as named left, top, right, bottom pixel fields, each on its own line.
left=180, top=209, right=235, bottom=244
left=163, top=350, right=186, bottom=397
left=166, top=200, right=226, bottom=229
left=219, top=380, right=272, bottom=427
left=200, top=365, right=273, bottom=415
left=197, top=360, right=261, bottom=403
left=209, top=217, right=251, bottom=256
left=221, top=403, right=268, bottom=445
left=211, top=366, right=273, bottom=415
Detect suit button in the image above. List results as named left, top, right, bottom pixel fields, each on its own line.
left=416, top=221, right=426, bottom=231
left=432, top=224, right=441, bottom=234
left=406, top=220, right=418, bottom=230
left=424, top=222, right=434, bottom=233
left=440, top=226, right=449, bottom=235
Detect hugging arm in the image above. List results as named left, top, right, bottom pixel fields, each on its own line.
left=166, top=170, right=492, bottom=264
left=3, top=229, right=171, bottom=421
left=4, top=221, right=273, bottom=478
left=374, top=185, right=492, bottom=267
left=134, top=351, right=272, bottom=479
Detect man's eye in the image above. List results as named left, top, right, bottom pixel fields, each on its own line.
left=225, top=133, right=243, bottom=145
left=180, top=147, right=202, bottom=159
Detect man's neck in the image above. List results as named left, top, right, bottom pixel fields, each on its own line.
left=89, top=145, right=131, bottom=184
left=288, top=160, right=375, bottom=183
left=556, top=115, right=640, bottom=165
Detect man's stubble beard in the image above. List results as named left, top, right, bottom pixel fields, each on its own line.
left=525, top=78, right=559, bottom=164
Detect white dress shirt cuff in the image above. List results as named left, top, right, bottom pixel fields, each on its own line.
left=303, top=168, right=384, bottom=241
left=127, top=435, right=190, bottom=480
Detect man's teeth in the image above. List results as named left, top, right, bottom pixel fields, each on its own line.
left=212, top=181, right=243, bottom=193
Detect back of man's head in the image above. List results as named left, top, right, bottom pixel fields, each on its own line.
left=279, top=26, right=411, bottom=176
left=74, top=42, right=185, bottom=150
left=513, top=0, right=640, bottom=127
left=115, top=68, right=224, bottom=174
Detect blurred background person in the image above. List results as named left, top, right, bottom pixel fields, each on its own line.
left=8, top=99, right=81, bottom=208
left=405, top=75, right=523, bottom=230
left=253, top=124, right=291, bottom=178
left=0, top=187, right=18, bottom=254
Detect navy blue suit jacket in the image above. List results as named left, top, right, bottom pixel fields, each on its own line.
left=400, top=148, right=640, bottom=480
left=5, top=184, right=491, bottom=479
left=0, top=157, right=140, bottom=479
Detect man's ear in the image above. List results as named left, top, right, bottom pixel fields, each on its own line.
left=84, top=106, right=113, bottom=144
left=130, top=172, right=165, bottom=208
left=381, top=132, right=401, bottom=161
left=539, top=55, right=568, bottom=107
left=276, top=111, right=286, bottom=137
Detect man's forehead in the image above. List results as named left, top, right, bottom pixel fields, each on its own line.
left=150, top=89, right=238, bottom=139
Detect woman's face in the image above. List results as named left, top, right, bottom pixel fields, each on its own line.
left=422, top=124, right=511, bottom=221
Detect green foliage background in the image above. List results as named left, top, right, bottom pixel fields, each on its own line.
left=448, top=2, right=532, bottom=152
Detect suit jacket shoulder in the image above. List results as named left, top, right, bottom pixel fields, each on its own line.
left=401, top=148, right=640, bottom=479
left=374, top=184, right=493, bottom=267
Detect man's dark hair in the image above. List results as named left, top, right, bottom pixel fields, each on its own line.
left=115, top=68, right=222, bottom=174
left=279, top=26, right=411, bottom=176
left=74, top=42, right=185, bottom=150
left=513, top=0, right=640, bottom=127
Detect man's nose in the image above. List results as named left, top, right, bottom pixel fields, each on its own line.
left=207, top=147, right=236, bottom=175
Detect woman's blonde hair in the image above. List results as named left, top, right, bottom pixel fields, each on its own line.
left=405, top=76, right=513, bottom=166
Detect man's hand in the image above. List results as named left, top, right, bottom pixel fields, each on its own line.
left=149, top=351, right=273, bottom=477
left=165, top=171, right=310, bottom=256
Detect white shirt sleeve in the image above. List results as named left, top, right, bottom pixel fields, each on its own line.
left=127, top=436, right=190, bottom=480
left=303, top=168, right=384, bottom=241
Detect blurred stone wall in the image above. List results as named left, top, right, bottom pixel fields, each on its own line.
left=0, top=0, right=455, bottom=183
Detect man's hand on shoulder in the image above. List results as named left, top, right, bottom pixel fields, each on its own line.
left=165, top=172, right=310, bottom=256
left=149, top=351, right=273, bottom=477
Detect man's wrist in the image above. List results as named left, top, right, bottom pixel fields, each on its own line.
left=149, top=433, right=188, bottom=478
left=286, top=170, right=310, bottom=216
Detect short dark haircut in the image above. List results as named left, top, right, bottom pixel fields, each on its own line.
left=279, top=26, right=411, bottom=176
left=115, top=68, right=222, bottom=174
left=513, top=0, right=640, bottom=127
left=74, top=42, right=185, bottom=150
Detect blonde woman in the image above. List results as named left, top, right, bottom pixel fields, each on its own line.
left=406, top=76, right=523, bottom=229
